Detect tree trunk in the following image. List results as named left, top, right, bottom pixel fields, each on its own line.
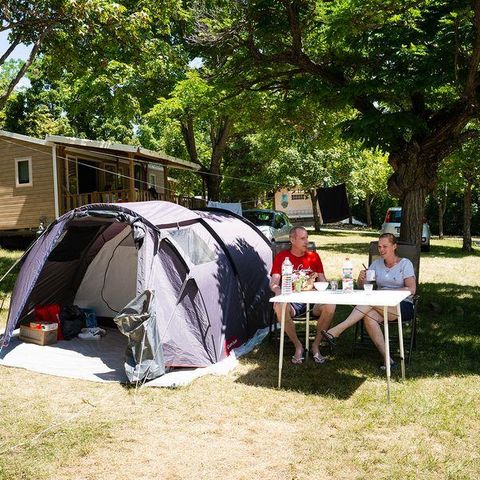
left=437, top=202, right=444, bottom=239
left=399, top=188, right=427, bottom=250
left=365, top=194, right=372, bottom=228
left=462, top=181, right=473, bottom=252
left=435, top=184, right=447, bottom=239
left=388, top=145, right=436, bottom=249
left=309, top=188, right=322, bottom=232
left=206, top=116, right=233, bottom=201
left=180, top=117, right=199, bottom=164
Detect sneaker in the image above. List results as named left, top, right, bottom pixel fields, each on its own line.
left=80, top=327, right=106, bottom=335
left=78, top=327, right=106, bottom=340
left=379, top=361, right=398, bottom=371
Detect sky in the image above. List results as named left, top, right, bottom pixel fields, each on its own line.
left=1, top=30, right=33, bottom=88
left=0, top=30, right=31, bottom=61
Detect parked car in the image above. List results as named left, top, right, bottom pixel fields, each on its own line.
left=381, top=207, right=431, bottom=251
left=243, top=209, right=293, bottom=242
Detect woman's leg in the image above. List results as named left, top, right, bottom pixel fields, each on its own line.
left=327, top=305, right=373, bottom=338
left=311, top=303, right=336, bottom=356
left=364, top=306, right=399, bottom=364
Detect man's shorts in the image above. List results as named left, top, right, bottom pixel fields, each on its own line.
left=290, top=302, right=307, bottom=317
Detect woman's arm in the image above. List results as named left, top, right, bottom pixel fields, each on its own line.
left=357, top=269, right=367, bottom=288
left=404, top=276, right=416, bottom=295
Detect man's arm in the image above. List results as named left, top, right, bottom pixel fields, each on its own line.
left=316, top=272, right=328, bottom=283
left=270, top=273, right=282, bottom=296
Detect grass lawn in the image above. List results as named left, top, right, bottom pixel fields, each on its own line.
left=0, top=232, right=479, bottom=480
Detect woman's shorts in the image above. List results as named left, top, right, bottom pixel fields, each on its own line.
left=399, top=300, right=414, bottom=322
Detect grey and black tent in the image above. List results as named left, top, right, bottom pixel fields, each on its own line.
left=0, top=201, right=272, bottom=381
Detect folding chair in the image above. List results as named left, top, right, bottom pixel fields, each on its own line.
left=351, top=241, right=420, bottom=365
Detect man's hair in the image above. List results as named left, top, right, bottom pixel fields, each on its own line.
left=289, top=226, right=307, bottom=240
left=379, top=233, right=397, bottom=245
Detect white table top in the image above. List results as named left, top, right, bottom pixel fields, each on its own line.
left=269, top=289, right=411, bottom=307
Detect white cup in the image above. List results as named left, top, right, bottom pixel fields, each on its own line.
left=364, top=283, right=373, bottom=294
left=366, top=269, right=375, bottom=282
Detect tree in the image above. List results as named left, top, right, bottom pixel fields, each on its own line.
left=193, top=0, right=480, bottom=248
left=144, top=71, right=249, bottom=201
left=349, top=149, right=391, bottom=228
left=444, top=134, right=480, bottom=251
left=1, top=1, right=136, bottom=109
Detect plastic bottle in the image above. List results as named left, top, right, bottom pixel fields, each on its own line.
left=342, top=257, right=354, bottom=293
left=281, top=256, right=293, bottom=295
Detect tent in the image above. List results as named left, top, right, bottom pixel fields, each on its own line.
left=0, top=201, right=273, bottom=380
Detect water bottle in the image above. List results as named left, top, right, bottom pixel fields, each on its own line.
left=342, top=257, right=354, bottom=293
left=281, top=256, right=293, bottom=295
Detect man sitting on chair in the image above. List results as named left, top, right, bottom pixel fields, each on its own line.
left=270, top=226, right=336, bottom=365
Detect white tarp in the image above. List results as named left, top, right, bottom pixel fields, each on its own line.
left=0, top=327, right=269, bottom=387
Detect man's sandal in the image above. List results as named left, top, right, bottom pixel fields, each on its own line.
left=291, top=354, right=305, bottom=365
left=312, top=352, right=326, bottom=364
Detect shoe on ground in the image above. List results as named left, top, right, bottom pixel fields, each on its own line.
left=78, top=327, right=106, bottom=340
left=379, top=361, right=398, bottom=371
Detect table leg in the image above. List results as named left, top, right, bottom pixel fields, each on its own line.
left=305, top=303, right=310, bottom=362
left=397, top=303, right=405, bottom=380
left=383, top=306, right=391, bottom=402
left=278, top=303, right=287, bottom=389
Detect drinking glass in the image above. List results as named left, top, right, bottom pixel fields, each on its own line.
left=366, top=269, right=375, bottom=283
left=364, top=283, right=373, bottom=294
left=329, top=280, right=338, bottom=291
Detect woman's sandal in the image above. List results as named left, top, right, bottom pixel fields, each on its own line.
left=320, top=330, right=336, bottom=353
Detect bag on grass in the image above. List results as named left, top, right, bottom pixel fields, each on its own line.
left=60, top=305, right=86, bottom=340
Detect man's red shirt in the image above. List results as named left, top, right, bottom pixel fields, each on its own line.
left=271, top=250, right=324, bottom=276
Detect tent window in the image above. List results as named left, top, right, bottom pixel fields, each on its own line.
left=48, top=225, right=104, bottom=262
left=168, top=228, right=216, bottom=265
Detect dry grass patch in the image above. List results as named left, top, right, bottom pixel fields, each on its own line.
left=1, top=232, right=480, bottom=479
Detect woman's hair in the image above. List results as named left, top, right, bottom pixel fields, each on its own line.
left=379, top=233, right=397, bottom=245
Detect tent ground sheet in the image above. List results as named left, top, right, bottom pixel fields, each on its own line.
left=0, top=328, right=129, bottom=383
left=0, top=327, right=269, bottom=387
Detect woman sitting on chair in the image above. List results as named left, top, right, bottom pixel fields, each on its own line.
left=321, top=233, right=416, bottom=368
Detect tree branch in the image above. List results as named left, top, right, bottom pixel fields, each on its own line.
left=0, top=30, right=46, bottom=110
left=0, top=37, right=20, bottom=66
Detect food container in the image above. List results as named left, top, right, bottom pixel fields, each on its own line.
left=20, top=324, right=58, bottom=345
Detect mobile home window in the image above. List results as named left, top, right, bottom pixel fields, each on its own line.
left=15, top=157, right=33, bottom=187
left=149, top=173, right=157, bottom=188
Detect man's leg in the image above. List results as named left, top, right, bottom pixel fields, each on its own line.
left=311, top=304, right=336, bottom=356
left=273, top=303, right=303, bottom=360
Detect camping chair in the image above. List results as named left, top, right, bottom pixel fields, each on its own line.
left=269, top=241, right=319, bottom=353
left=351, top=241, right=420, bottom=365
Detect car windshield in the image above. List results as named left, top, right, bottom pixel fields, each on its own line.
left=244, top=211, right=274, bottom=226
